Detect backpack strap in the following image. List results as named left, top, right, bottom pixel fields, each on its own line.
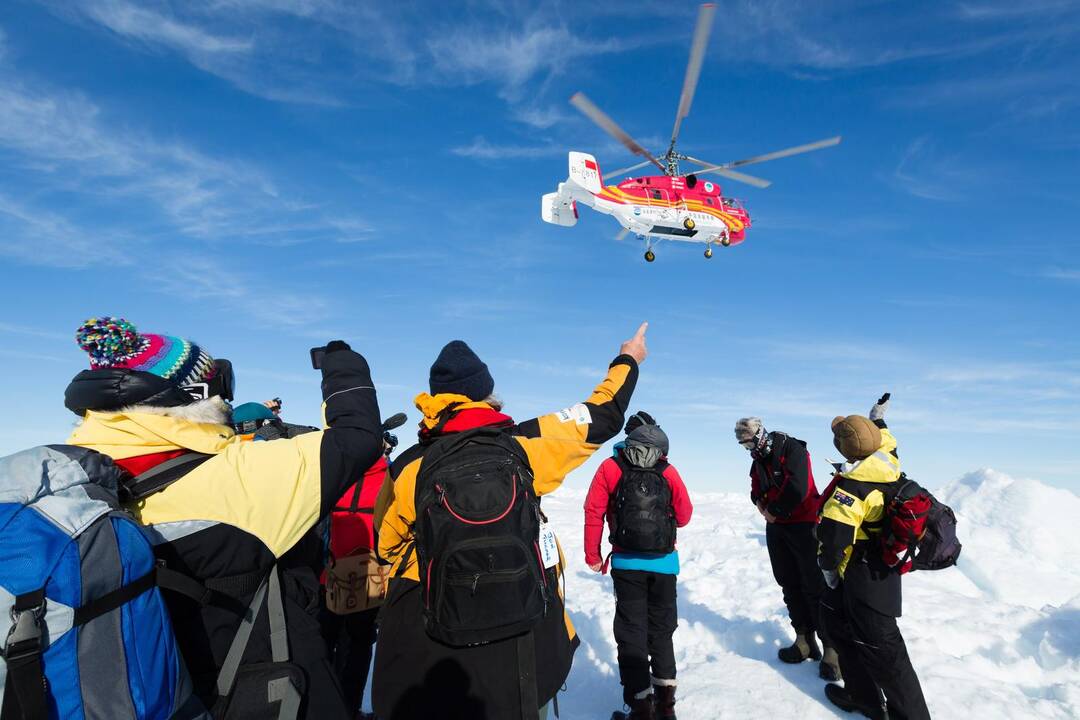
left=122, top=452, right=214, bottom=502
left=516, top=631, right=540, bottom=720
left=215, top=565, right=294, bottom=708
left=1, top=589, right=48, bottom=720
left=392, top=542, right=416, bottom=580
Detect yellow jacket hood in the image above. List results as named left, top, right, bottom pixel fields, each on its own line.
left=839, top=428, right=901, bottom=484
left=414, top=392, right=493, bottom=429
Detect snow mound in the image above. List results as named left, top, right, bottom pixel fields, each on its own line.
left=936, top=468, right=1080, bottom=608
left=541, top=468, right=1080, bottom=719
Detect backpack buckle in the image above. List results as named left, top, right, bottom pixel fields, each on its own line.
left=3, top=599, right=46, bottom=661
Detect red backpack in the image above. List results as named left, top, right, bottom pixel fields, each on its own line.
left=882, top=475, right=961, bottom=574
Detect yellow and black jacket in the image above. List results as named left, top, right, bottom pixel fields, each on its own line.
left=66, top=348, right=382, bottom=716
left=371, top=354, right=638, bottom=719
left=818, top=420, right=904, bottom=616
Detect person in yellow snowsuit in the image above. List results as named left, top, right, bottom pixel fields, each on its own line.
left=818, top=394, right=930, bottom=720
left=372, top=324, right=648, bottom=720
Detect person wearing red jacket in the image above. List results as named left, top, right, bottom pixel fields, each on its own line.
left=323, top=435, right=397, bottom=719
left=585, top=412, right=693, bottom=720
left=734, top=417, right=840, bottom=682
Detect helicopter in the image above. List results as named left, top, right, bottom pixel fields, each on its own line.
left=540, top=3, right=841, bottom=262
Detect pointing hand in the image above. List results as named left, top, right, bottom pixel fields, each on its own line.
left=620, top=322, right=649, bottom=365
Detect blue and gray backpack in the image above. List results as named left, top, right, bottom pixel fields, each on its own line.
left=0, top=445, right=207, bottom=719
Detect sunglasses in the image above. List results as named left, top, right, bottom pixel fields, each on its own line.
left=182, top=359, right=235, bottom=402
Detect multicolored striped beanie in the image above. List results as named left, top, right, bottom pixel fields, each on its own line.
left=75, top=316, right=216, bottom=388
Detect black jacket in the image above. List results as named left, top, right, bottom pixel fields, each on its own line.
left=749, top=433, right=820, bottom=523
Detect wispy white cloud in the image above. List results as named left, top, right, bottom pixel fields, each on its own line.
left=0, top=192, right=134, bottom=267
left=426, top=25, right=627, bottom=101
left=0, top=348, right=69, bottom=363
left=955, top=1, right=1079, bottom=20
left=1042, top=267, right=1080, bottom=282
left=888, top=136, right=981, bottom=202
left=0, top=321, right=70, bottom=341
left=0, top=59, right=371, bottom=247
left=147, top=258, right=329, bottom=328
left=449, top=137, right=563, bottom=160
left=499, top=359, right=598, bottom=379
left=80, top=0, right=253, bottom=56
left=511, top=104, right=574, bottom=130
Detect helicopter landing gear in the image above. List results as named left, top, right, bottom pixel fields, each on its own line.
left=683, top=217, right=696, bottom=231
left=644, top=249, right=656, bottom=263
left=704, top=245, right=713, bottom=259
left=720, top=230, right=731, bottom=247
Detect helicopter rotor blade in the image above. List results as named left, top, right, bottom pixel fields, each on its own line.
left=607, top=159, right=656, bottom=178
left=683, top=154, right=726, bottom=171
left=570, top=92, right=666, bottom=173
left=728, top=136, right=842, bottom=168
left=670, top=3, right=717, bottom=148
left=695, top=165, right=772, bottom=188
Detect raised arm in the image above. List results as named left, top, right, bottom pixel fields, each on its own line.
left=514, top=323, right=647, bottom=495
left=164, top=342, right=382, bottom=558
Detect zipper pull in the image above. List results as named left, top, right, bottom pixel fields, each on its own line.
left=471, top=573, right=481, bottom=595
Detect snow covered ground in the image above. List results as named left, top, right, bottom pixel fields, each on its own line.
left=541, top=469, right=1080, bottom=719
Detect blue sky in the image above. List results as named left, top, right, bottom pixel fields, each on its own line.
left=0, top=1, right=1077, bottom=493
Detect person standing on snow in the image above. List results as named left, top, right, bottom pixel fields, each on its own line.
left=64, top=317, right=382, bottom=719
left=373, top=323, right=647, bottom=720
left=584, top=412, right=693, bottom=720
left=818, top=394, right=930, bottom=720
left=734, top=417, right=841, bottom=681
left=321, top=413, right=406, bottom=720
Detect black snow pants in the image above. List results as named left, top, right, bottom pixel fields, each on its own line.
left=611, top=569, right=678, bottom=703
left=322, top=607, right=379, bottom=714
left=766, top=521, right=829, bottom=644
left=822, top=585, right=930, bottom=720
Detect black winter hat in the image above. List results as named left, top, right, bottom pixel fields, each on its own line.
left=429, top=340, right=495, bottom=401
left=625, top=410, right=657, bottom=435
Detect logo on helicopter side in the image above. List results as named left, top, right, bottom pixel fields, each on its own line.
left=633, top=206, right=641, bottom=216
left=703, top=181, right=714, bottom=193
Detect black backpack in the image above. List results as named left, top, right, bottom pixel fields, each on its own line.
left=609, top=454, right=676, bottom=555
left=413, top=427, right=558, bottom=647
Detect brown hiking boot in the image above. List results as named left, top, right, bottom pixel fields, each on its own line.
left=778, top=631, right=822, bottom=663
left=628, top=694, right=657, bottom=720
left=819, top=646, right=842, bottom=681
left=652, top=683, right=677, bottom=719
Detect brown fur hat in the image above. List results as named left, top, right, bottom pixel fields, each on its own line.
left=831, top=414, right=882, bottom=461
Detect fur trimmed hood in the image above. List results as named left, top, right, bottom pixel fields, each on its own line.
left=123, top=396, right=232, bottom=426
left=68, top=407, right=237, bottom=460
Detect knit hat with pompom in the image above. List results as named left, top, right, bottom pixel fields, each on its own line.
left=75, top=316, right=215, bottom=388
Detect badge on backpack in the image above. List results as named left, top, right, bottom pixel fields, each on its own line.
left=538, top=521, right=560, bottom=569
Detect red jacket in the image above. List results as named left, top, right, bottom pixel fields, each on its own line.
left=329, top=456, right=390, bottom=559
left=584, top=455, right=693, bottom=566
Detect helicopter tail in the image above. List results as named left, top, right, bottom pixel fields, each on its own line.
left=540, top=188, right=578, bottom=226
left=567, top=151, right=603, bottom=194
